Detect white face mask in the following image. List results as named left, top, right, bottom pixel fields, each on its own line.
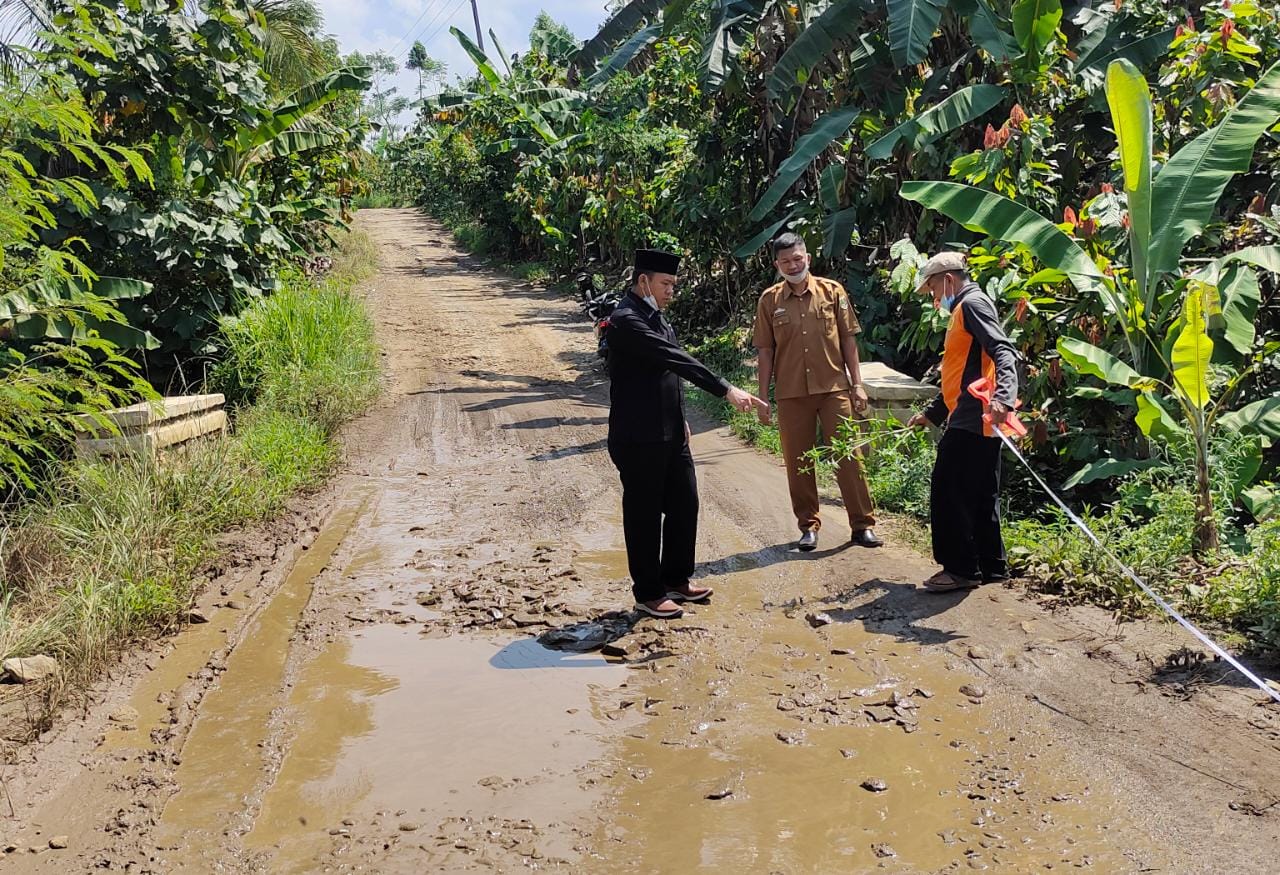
left=781, top=268, right=810, bottom=285
left=638, top=278, right=660, bottom=310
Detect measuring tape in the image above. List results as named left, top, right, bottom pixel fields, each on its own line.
left=967, top=373, right=1280, bottom=706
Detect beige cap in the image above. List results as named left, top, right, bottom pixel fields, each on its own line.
left=914, top=251, right=968, bottom=293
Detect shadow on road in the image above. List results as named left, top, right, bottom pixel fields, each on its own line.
left=488, top=637, right=615, bottom=670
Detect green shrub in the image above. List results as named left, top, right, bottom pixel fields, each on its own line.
left=213, top=266, right=378, bottom=435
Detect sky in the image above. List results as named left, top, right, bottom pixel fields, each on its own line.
left=315, top=0, right=611, bottom=126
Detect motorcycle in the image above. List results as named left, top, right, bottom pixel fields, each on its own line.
left=577, top=270, right=622, bottom=361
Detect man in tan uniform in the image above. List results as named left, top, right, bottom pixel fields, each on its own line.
left=753, top=233, right=881, bottom=552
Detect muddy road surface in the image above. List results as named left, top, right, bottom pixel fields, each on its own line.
left=4, top=209, right=1279, bottom=873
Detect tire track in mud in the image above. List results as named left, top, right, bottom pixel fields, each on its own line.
left=3, top=209, right=1278, bottom=873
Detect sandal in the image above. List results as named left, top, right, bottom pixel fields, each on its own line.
left=922, top=570, right=981, bottom=593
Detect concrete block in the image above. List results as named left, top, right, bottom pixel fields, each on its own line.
left=74, top=395, right=227, bottom=458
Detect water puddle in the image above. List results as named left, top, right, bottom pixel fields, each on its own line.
left=245, top=628, right=626, bottom=872
left=583, top=540, right=1162, bottom=872
left=574, top=548, right=630, bottom=582
left=155, top=497, right=369, bottom=845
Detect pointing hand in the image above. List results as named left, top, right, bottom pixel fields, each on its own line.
left=726, top=386, right=768, bottom=414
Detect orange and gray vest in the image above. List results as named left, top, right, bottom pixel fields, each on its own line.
left=923, top=283, right=1019, bottom=437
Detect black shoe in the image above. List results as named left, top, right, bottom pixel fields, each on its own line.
left=982, top=573, right=1010, bottom=584
left=851, top=528, right=884, bottom=548
left=797, top=530, right=818, bottom=552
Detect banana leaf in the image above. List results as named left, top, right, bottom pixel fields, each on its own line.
left=1056, top=336, right=1147, bottom=387
left=1105, top=60, right=1152, bottom=309
left=1221, top=397, right=1280, bottom=441
left=1062, top=457, right=1162, bottom=490
left=451, top=27, right=503, bottom=88
left=587, top=23, right=662, bottom=89
left=866, top=84, right=1005, bottom=160
left=900, top=181, right=1114, bottom=306
left=1075, top=27, right=1175, bottom=83
left=966, top=0, right=1020, bottom=62
left=234, top=66, right=370, bottom=154
left=823, top=207, right=859, bottom=260
left=1148, top=60, right=1280, bottom=285
left=767, top=0, right=871, bottom=105
left=888, top=0, right=948, bottom=68
left=704, top=0, right=769, bottom=89
left=1171, top=285, right=1213, bottom=411
left=748, top=105, right=861, bottom=222
left=569, top=0, right=669, bottom=79
left=1012, top=0, right=1061, bottom=62
left=734, top=212, right=795, bottom=259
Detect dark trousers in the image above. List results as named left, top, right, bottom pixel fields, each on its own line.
left=930, top=427, right=1007, bottom=581
left=607, top=438, right=698, bottom=603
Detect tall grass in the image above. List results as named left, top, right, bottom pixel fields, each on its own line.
left=0, top=230, right=380, bottom=725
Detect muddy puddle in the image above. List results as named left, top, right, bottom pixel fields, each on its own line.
left=155, top=500, right=369, bottom=847
left=581, top=534, right=1161, bottom=873
left=245, top=629, right=625, bottom=871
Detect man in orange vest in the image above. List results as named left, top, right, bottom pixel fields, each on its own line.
left=907, top=252, right=1019, bottom=592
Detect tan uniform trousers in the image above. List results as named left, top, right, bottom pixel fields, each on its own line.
left=777, top=390, right=876, bottom=533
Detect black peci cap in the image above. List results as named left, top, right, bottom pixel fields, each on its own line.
left=634, top=248, right=681, bottom=275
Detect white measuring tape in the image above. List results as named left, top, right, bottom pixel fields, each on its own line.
left=995, top=430, right=1280, bottom=706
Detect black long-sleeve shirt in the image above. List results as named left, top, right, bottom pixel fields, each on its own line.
left=607, top=292, right=731, bottom=443
left=924, top=283, right=1019, bottom=436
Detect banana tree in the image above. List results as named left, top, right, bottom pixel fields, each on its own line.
left=219, top=65, right=372, bottom=180
left=902, top=58, right=1280, bottom=554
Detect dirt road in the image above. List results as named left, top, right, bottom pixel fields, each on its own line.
left=3, top=209, right=1279, bottom=872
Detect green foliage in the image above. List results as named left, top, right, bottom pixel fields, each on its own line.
left=212, top=249, right=378, bottom=435
left=0, top=229, right=377, bottom=708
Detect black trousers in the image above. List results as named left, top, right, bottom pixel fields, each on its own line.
left=607, top=438, right=699, bottom=603
left=930, top=427, right=1007, bottom=581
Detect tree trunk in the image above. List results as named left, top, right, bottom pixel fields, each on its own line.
left=1193, top=447, right=1220, bottom=555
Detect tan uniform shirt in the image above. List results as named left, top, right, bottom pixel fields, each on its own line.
left=752, top=276, right=861, bottom=400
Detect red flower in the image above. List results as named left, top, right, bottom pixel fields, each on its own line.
left=1101, top=182, right=1114, bottom=194
left=1057, top=420, right=1069, bottom=435
left=1063, top=206, right=1079, bottom=227
left=1015, top=298, right=1029, bottom=323
left=1121, top=213, right=1132, bottom=230
left=1049, top=360, right=1063, bottom=388
left=1081, top=218, right=1099, bottom=238
left=1032, top=421, right=1049, bottom=447
left=1197, top=43, right=1208, bottom=55
left=1221, top=19, right=1236, bottom=46
left=1009, top=103, right=1028, bottom=126
left=1186, top=15, right=1196, bottom=31
left=983, top=124, right=999, bottom=149
left=1176, top=25, right=1185, bottom=38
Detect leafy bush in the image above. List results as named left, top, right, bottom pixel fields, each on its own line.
left=1205, top=520, right=1280, bottom=650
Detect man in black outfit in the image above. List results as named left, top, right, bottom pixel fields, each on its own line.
left=606, top=249, right=766, bottom=619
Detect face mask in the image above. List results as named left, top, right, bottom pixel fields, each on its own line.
left=638, top=279, right=659, bottom=310
left=781, top=268, right=810, bottom=285
left=940, top=293, right=956, bottom=312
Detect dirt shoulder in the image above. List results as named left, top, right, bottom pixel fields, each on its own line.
left=1, top=209, right=1276, bottom=873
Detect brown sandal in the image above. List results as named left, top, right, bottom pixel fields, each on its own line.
left=922, top=571, right=981, bottom=592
